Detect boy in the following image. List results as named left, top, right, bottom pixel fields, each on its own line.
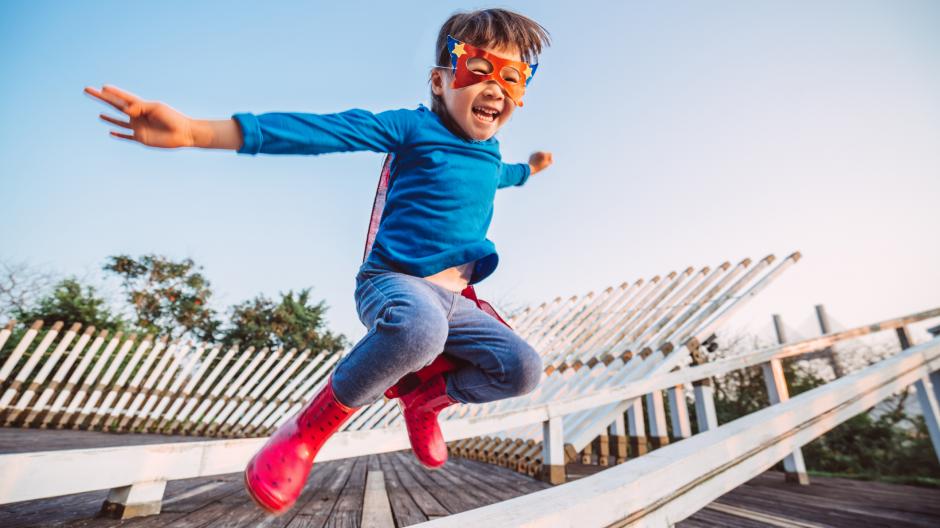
left=87, top=8, right=552, bottom=515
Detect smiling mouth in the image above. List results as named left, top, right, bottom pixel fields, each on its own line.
left=472, top=105, right=501, bottom=123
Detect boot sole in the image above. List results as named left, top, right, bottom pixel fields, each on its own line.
left=243, top=469, right=288, bottom=516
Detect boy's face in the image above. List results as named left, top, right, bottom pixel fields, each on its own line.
left=432, top=44, right=522, bottom=141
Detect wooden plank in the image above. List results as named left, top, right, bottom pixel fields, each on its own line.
left=705, top=502, right=826, bottom=528
left=361, top=470, right=394, bottom=528
left=386, top=451, right=449, bottom=518
left=393, top=451, right=491, bottom=514
left=290, top=457, right=355, bottom=527
left=377, top=452, right=430, bottom=526
left=450, top=457, right=549, bottom=495
left=446, top=457, right=548, bottom=500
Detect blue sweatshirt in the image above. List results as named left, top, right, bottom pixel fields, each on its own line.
left=232, top=105, right=530, bottom=285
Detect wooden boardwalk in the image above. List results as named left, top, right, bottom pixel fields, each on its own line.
left=2, top=429, right=939, bottom=527
left=0, top=428, right=550, bottom=528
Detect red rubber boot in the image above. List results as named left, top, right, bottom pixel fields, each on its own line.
left=398, top=373, right=459, bottom=469
left=243, top=377, right=356, bottom=514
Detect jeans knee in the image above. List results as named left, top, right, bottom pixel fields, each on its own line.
left=504, top=343, right=543, bottom=396
left=382, top=302, right=449, bottom=365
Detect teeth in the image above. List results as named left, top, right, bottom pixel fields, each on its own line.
left=473, top=106, right=499, bottom=117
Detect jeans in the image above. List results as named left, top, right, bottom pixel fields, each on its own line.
left=330, top=267, right=543, bottom=408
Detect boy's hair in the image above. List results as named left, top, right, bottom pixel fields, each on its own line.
left=430, top=8, right=551, bottom=116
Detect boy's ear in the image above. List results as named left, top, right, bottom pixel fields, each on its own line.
left=430, top=69, right=447, bottom=97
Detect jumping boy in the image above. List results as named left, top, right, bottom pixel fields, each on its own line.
left=86, top=8, right=553, bottom=515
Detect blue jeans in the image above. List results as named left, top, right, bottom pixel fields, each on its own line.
left=330, top=268, right=543, bottom=408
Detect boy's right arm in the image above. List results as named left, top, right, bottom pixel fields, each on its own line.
left=85, top=85, right=243, bottom=150
left=86, top=84, right=413, bottom=154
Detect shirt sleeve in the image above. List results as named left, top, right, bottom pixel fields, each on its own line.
left=232, top=108, right=417, bottom=156
left=497, top=162, right=531, bottom=189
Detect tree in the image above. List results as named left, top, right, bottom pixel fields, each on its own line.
left=104, top=254, right=220, bottom=341
left=13, top=277, right=126, bottom=334
left=222, top=289, right=348, bottom=356
left=0, top=259, right=56, bottom=318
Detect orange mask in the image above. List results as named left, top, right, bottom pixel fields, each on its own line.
left=448, top=35, right=539, bottom=107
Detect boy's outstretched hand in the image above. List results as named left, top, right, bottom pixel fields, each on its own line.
left=529, top=151, right=553, bottom=176
left=84, top=85, right=242, bottom=150
left=85, top=85, right=196, bottom=148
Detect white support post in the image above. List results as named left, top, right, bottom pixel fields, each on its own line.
left=541, top=416, right=565, bottom=484
left=607, top=413, right=629, bottom=463
left=915, top=373, right=940, bottom=463
left=645, top=391, right=669, bottom=448
left=627, top=398, right=647, bottom=456
left=815, top=304, right=844, bottom=377
left=761, top=357, right=809, bottom=485
left=692, top=379, right=719, bottom=433
left=898, top=326, right=940, bottom=463
left=666, top=385, right=692, bottom=439
left=100, top=479, right=167, bottom=519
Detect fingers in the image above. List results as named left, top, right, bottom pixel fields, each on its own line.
left=84, top=86, right=128, bottom=112
left=99, top=113, right=132, bottom=129
left=102, top=84, right=141, bottom=104
left=110, top=131, right=137, bottom=142
left=83, top=85, right=141, bottom=113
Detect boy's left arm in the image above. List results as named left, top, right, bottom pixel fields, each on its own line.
left=498, top=151, right=553, bottom=189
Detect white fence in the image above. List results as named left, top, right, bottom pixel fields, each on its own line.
left=0, top=322, right=338, bottom=436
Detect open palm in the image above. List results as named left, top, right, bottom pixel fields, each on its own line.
left=85, top=85, right=194, bottom=148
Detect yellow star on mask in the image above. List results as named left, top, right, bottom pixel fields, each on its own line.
left=452, top=42, right=466, bottom=58
left=523, top=64, right=533, bottom=79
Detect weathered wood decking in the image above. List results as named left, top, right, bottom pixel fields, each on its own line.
left=0, top=428, right=550, bottom=527
left=2, top=428, right=939, bottom=527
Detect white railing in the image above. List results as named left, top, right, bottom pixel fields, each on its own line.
left=2, top=306, right=937, bottom=519
left=409, top=335, right=940, bottom=527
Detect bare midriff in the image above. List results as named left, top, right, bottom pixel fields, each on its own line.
left=423, top=261, right=475, bottom=293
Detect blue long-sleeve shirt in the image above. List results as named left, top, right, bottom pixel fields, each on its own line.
left=232, top=104, right=530, bottom=285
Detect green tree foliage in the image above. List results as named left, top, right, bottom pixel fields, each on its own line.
left=13, top=277, right=125, bottom=334
left=104, top=254, right=220, bottom=342
left=222, top=289, right=348, bottom=356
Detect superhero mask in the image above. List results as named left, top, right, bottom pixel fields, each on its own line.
left=447, top=35, right=538, bottom=107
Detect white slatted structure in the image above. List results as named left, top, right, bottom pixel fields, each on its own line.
left=0, top=325, right=339, bottom=436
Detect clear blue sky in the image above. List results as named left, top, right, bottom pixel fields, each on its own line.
left=2, top=1, right=939, bottom=344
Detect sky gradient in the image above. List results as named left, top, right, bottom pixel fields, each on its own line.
left=2, top=1, right=938, bottom=344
